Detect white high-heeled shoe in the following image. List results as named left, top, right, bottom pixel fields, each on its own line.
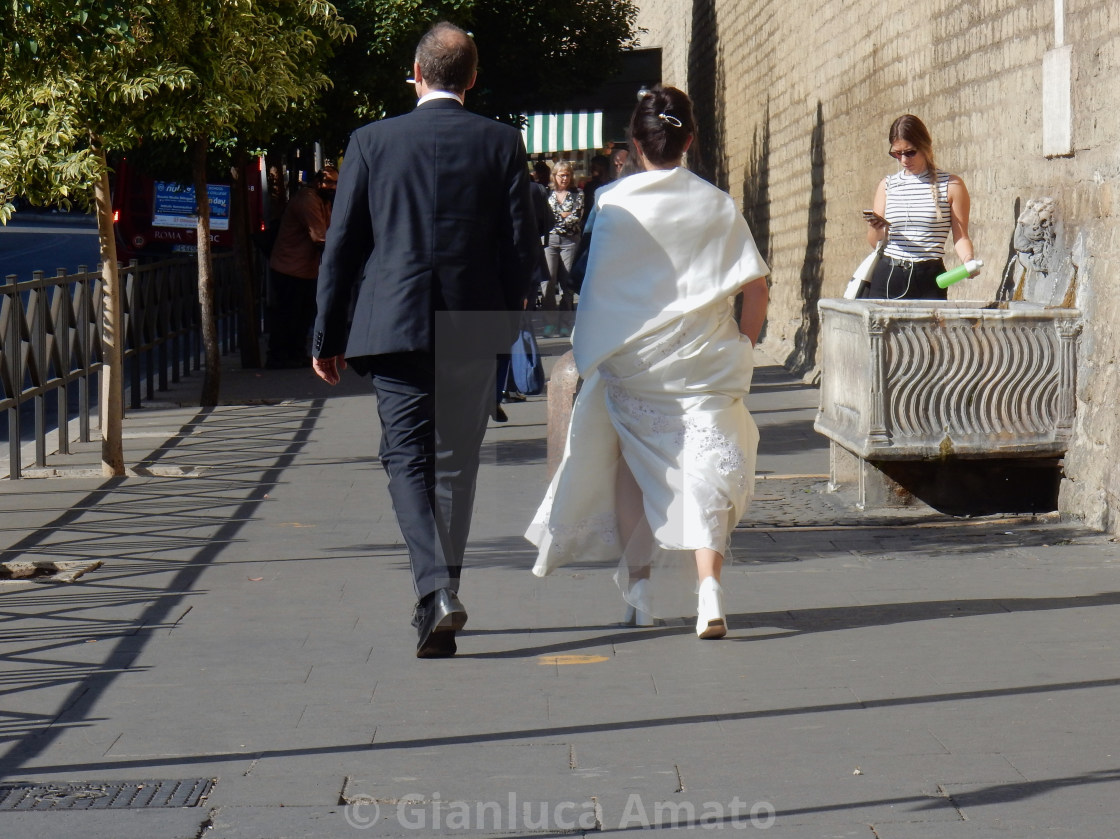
left=621, top=578, right=655, bottom=627
left=696, top=576, right=727, bottom=639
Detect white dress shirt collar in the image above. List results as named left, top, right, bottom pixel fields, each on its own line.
left=417, top=90, right=464, bottom=106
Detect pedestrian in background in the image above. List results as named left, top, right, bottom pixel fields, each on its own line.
left=531, top=160, right=552, bottom=188
left=266, top=166, right=336, bottom=368
left=541, top=160, right=583, bottom=337
left=610, top=144, right=631, bottom=179
left=864, top=114, right=974, bottom=300
left=581, top=154, right=611, bottom=232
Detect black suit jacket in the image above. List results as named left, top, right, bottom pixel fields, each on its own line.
left=313, top=98, right=538, bottom=367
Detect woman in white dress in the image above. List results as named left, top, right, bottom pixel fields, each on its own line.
left=525, top=85, right=769, bottom=639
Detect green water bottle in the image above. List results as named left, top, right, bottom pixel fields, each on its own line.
left=936, top=258, right=983, bottom=289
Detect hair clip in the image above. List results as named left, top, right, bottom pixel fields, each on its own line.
left=637, top=87, right=653, bottom=100
left=658, top=113, right=683, bottom=128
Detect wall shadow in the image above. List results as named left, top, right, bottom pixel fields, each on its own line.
left=742, top=103, right=773, bottom=267
left=741, top=103, right=773, bottom=343
left=785, top=101, right=826, bottom=377
left=688, top=0, right=728, bottom=189
left=995, top=196, right=1023, bottom=303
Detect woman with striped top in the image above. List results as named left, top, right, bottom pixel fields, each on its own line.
left=864, top=114, right=974, bottom=299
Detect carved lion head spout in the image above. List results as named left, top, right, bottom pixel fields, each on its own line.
left=1013, top=197, right=1056, bottom=272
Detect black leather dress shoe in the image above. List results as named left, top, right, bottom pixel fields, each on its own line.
left=415, top=589, right=468, bottom=658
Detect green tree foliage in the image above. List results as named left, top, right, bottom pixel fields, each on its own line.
left=156, top=0, right=351, bottom=148
left=0, top=0, right=354, bottom=445
left=0, top=0, right=637, bottom=427
left=148, top=0, right=352, bottom=406
left=0, top=1, right=196, bottom=475
left=467, top=0, right=641, bottom=120
left=0, top=2, right=195, bottom=221
left=308, top=0, right=639, bottom=154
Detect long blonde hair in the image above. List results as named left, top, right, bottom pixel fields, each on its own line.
left=890, top=114, right=943, bottom=220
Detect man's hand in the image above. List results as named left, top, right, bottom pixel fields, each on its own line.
left=312, top=355, right=347, bottom=385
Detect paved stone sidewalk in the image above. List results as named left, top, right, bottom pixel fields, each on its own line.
left=0, top=346, right=1117, bottom=838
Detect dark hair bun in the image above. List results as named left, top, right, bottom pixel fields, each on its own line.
left=629, top=85, right=695, bottom=167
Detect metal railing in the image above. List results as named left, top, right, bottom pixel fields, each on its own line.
left=1, top=254, right=239, bottom=478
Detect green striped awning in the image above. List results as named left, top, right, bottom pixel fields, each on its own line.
left=522, top=111, right=603, bottom=154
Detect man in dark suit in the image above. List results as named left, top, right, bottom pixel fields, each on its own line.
left=311, top=22, right=538, bottom=658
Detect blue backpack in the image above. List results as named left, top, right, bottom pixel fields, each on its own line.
left=510, top=321, right=545, bottom=396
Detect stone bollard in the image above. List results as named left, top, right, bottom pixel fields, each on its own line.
left=546, top=350, right=580, bottom=480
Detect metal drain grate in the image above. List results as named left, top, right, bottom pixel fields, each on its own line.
left=0, top=779, right=215, bottom=810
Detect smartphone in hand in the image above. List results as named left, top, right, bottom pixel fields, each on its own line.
left=862, top=209, right=888, bottom=226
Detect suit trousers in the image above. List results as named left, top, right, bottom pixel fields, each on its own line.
left=369, top=351, right=496, bottom=602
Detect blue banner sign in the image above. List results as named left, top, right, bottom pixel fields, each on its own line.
left=152, top=181, right=231, bottom=231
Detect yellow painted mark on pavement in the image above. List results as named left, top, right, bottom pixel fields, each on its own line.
left=538, top=654, right=609, bottom=666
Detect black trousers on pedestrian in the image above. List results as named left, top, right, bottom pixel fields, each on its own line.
left=269, top=271, right=318, bottom=361
left=368, top=351, right=496, bottom=602
left=867, top=256, right=947, bottom=300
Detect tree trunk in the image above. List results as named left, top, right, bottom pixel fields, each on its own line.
left=193, top=136, right=221, bottom=407
left=91, top=149, right=125, bottom=477
left=231, top=148, right=262, bottom=368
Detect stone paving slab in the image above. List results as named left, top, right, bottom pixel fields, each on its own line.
left=0, top=809, right=208, bottom=839
left=0, top=348, right=1118, bottom=837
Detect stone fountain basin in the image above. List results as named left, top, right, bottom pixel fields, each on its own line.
left=814, top=299, right=1082, bottom=460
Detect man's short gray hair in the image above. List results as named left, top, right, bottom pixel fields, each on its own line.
left=415, top=22, right=477, bottom=93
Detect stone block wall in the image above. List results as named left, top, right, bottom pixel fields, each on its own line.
left=635, top=0, right=1120, bottom=533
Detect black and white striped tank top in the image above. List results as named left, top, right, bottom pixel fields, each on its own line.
left=883, top=170, right=952, bottom=261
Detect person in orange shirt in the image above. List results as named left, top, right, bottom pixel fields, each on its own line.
left=267, top=166, right=337, bottom=368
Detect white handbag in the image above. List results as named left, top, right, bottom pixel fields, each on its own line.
left=844, top=241, right=885, bottom=299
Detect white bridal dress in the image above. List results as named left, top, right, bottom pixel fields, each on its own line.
left=525, top=166, right=769, bottom=617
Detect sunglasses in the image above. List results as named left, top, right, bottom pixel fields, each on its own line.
left=889, top=149, right=919, bottom=160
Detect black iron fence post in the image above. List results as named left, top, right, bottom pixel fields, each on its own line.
left=2, top=254, right=241, bottom=479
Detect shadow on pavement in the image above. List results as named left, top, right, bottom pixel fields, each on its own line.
left=0, top=401, right=325, bottom=776
left=13, top=674, right=1120, bottom=780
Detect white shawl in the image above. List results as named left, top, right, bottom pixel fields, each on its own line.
left=573, top=166, right=768, bottom=374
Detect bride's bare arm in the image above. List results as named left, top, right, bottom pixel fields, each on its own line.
left=737, top=276, right=769, bottom=345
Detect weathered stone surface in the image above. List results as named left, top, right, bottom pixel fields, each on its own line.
left=0, top=559, right=103, bottom=583
left=815, top=299, right=1082, bottom=460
